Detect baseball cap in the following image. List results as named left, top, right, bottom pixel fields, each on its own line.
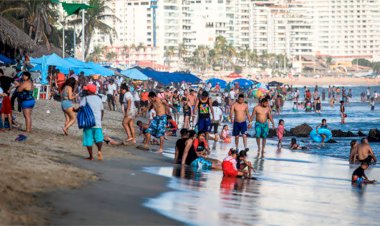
left=83, top=84, right=97, bottom=94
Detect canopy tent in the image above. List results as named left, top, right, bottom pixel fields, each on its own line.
left=171, top=71, right=202, bottom=84
left=205, top=78, right=227, bottom=88
left=30, top=57, right=42, bottom=65
left=268, top=81, right=284, bottom=87
left=138, top=68, right=202, bottom=85
left=120, top=68, right=149, bottom=80
left=226, top=72, right=243, bottom=79
left=231, top=78, right=254, bottom=89
left=86, top=62, right=115, bottom=76
left=0, top=54, right=15, bottom=64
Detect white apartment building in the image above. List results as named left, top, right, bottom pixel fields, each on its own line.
left=225, top=0, right=250, bottom=48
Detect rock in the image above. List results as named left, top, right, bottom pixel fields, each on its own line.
left=290, top=123, right=313, bottom=137
left=284, top=130, right=292, bottom=137
left=331, top=130, right=356, bottom=137
left=326, top=139, right=337, bottom=143
left=368, top=129, right=380, bottom=142
left=357, top=131, right=367, bottom=137
left=267, top=128, right=276, bottom=138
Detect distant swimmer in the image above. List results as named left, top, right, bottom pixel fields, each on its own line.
left=350, top=138, right=377, bottom=164
left=340, top=100, right=346, bottom=124
left=230, top=94, right=250, bottom=151
left=352, top=162, right=376, bottom=186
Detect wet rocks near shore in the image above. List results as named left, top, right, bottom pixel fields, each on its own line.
left=368, top=129, right=380, bottom=142
left=290, top=123, right=312, bottom=137
left=331, top=130, right=356, bottom=137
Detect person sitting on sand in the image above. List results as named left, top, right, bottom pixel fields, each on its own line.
left=316, top=119, right=328, bottom=144
left=166, top=115, right=178, bottom=136
left=220, top=125, right=231, bottom=143
left=352, top=162, right=376, bottom=185
left=222, top=148, right=247, bottom=177
left=237, top=150, right=255, bottom=177
left=290, top=138, right=307, bottom=150
left=350, top=138, right=377, bottom=164
left=174, top=128, right=189, bottom=164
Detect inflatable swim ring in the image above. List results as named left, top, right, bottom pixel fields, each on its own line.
left=310, top=128, right=332, bottom=143
left=223, top=137, right=231, bottom=143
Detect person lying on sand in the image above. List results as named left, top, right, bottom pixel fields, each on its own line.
left=352, top=162, right=376, bottom=185
left=103, top=135, right=123, bottom=146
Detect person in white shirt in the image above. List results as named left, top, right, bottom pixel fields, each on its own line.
left=121, top=84, right=136, bottom=143
left=229, top=89, right=235, bottom=101
left=216, top=93, right=222, bottom=105
left=211, top=100, right=223, bottom=135
left=106, top=79, right=117, bottom=111
left=133, top=90, right=141, bottom=115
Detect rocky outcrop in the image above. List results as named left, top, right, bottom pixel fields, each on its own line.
left=331, top=130, right=356, bottom=137
left=357, top=131, right=367, bottom=137
left=368, top=129, right=380, bottom=142
left=327, top=139, right=337, bottom=143
left=290, top=123, right=313, bottom=137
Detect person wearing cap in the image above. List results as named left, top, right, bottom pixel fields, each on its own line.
left=194, top=90, right=214, bottom=140
left=81, top=84, right=104, bottom=160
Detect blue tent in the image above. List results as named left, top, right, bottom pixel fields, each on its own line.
left=0, top=54, right=15, bottom=64
left=30, top=57, right=43, bottom=65
left=231, top=78, right=254, bottom=89
left=171, top=71, right=202, bottom=84
left=86, top=62, right=115, bottom=76
left=205, top=78, right=227, bottom=88
left=138, top=68, right=202, bottom=85
left=120, top=68, right=149, bottom=80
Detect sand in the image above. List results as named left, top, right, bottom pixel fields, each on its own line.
left=0, top=100, right=180, bottom=225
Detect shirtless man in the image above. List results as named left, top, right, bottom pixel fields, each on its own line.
left=230, top=94, right=251, bottom=151
left=143, top=92, right=169, bottom=153
left=187, top=89, right=197, bottom=126
left=250, top=98, right=275, bottom=157
left=350, top=138, right=377, bottom=164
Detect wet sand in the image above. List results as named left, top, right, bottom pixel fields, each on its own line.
left=0, top=100, right=181, bottom=225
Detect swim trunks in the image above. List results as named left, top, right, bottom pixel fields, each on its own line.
left=197, top=117, right=211, bottom=132
left=255, top=121, right=269, bottom=138
left=21, top=99, right=35, bottom=109
left=191, top=157, right=213, bottom=170
left=232, top=121, right=247, bottom=136
left=61, top=100, right=73, bottom=111
left=83, top=128, right=104, bottom=146
left=145, top=115, right=167, bottom=138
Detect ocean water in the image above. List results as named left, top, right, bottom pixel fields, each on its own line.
left=144, top=86, right=380, bottom=225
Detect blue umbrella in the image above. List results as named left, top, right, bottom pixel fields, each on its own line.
left=205, top=78, right=227, bottom=88
left=120, top=68, right=149, bottom=80
left=231, top=78, right=254, bottom=89
left=0, top=54, right=15, bottom=64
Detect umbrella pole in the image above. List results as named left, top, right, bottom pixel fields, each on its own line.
left=82, top=0, right=86, bottom=61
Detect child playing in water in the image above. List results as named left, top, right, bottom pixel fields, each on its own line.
left=220, top=125, right=231, bottom=143
left=166, top=115, right=178, bottom=136
left=290, top=138, right=307, bottom=150
left=222, top=148, right=246, bottom=177
left=277, top=119, right=285, bottom=151
left=137, top=120, right=159, bottom=145
left=237, top=150, right=255, bottom=177
left=370, top=97, right=375, bottom=111
left=316, top=118, right=328, bottom=144
left=352, top=162, right=376, bottom=185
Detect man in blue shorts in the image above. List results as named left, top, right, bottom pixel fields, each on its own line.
left=230, top=94, right=251, bottom=151
left=250, top=98, right=275, bottom=158
left=194, top=91, right=214, bottom=140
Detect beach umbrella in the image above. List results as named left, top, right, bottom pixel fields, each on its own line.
left=231, top=78, right=254, bottom=89
left=45, top=53, right=74, bottom=68
left=227, top=72, right=243, bottom=78
left=0, top=54, right=15, bottom=64
left=205, top=78, right=227, bottom=88
left=120, top=68, right=149, bottom=80
left=268, top=81, right=284, bottom=87
left=30, top=56, right=43, bottom=65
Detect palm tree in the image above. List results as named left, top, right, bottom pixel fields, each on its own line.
left=214, top=36, right=228, bottom=70
left=87, top=45, right=105, bottom=62
left=177, top=43, right=187, bottom=62
left=248, top=50, right=258, bottom=67
left=225, top=44, right=236, bottom=70
left=164, top=46, right=176, bottom=68
left=137, top=42, right=146, bottom=52
left=238, top=45, right=250, bottom=67
left=69, top=0, right=120, bottom=59
left=106, top=51, right=117, bottom=62
left=1, top=0, right=59, bottom=50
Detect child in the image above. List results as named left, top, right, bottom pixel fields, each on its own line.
left=103, top=135, right=123, bottom=145
left=220, top=125, right=231, bottom=143
left=277, top=119, right=285, bottom=150
left=222, top=148, right=246, bottom=177
left=352, top=162, right=376, bottom=186
left=315, top=97, right=321, bottom=113
left=166, top=115, right=178, bottom=136
left=136, top=120, right=152, bottom=144
left=370, top=97, right=375, bottom=111
left=290, top=138, right=307, bottom=150
left=237, top=150, right=255, bottom=177
left=316, top=118, right=328, bottom=144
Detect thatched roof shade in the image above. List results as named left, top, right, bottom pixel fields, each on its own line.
left=30, top=44, right=64, bottom=58
left=0, top=15, right=37, bottom=51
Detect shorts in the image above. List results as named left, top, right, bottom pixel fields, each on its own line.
left=61, top=100, right=73, bottom=111
left=21, top=99, right=35, bottom=109
left=134, top=101, right=140, bottom=109
left=125, top=108, right=137, bottom=118
left=1, top=96, right=12, bottom=114
left=146, top=115, right=167, bottom=138
left=191, top=157, right=213, bottom=170
left=173, top=105, right=181, bottom=113
left=232, top=121, right=247, bottom=136
left=83, top=128, right=104, bottom=146
left=107, top=94, right=114, bottom=102
left=140, top=100, right=149, bottom=107
left=184, top=110, right=191, bottom=117
left=197, top=117, right=211, bottom=132
left=255, top=121, right=269, bottom=138
left=360, top=156, right=374, bottom=165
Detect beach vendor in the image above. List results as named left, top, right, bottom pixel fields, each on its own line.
left=250, top=98, right=275, bottom=157
left=230, top=93, right=250, bottom=151
left=143, top=91, right=169, bottom=153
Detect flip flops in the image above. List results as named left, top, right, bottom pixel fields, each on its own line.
left=15, top=134, right=27, bottom=142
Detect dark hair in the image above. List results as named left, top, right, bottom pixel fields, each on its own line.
left=350, top=140, right=357, bottom=147
left=239, top=150, right=248, bottom=158
left=22, top=71, right=31, bottom=80
left=202, top=90, right=209, bottom=97
left=222, top=125, right=228, bottom=130
left=148, top=91, right=157, bottom=98
left=180, top=128, right=188, bottom=136
left=188, top=130, right=196, bottom=138
left=238, top=94, right=244, bottom=99
left=229, top=148, right=237, bottom=155
left=260, top=98, right=268, bottom=103
left=279, top=119, right=284, bottom=124
left=167, top=115, right=173, bottom=120
left=136, top=120, right=142, bottom=126
left=361, top=138, right=367, bottom=143
left=322, top=119, right=326, bottom=123
left=291, top=138, right=297, bottom=145
left=120, top=84, right=128, bottom=91
left=63, top=77, right=76, bottom=90
left=212, top=100, right=219, bottom=106
left=197, top=131, right=205, bottom=136
left=0, top=68, right=3, bottom=74
left=190, top=89, right=195, bottom=93
left=340, top=100, right=344, bottom=104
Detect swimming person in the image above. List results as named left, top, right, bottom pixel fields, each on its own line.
left=316, top=119, right=328, bottom=144
left=61, top=77, right=78, bottom=135
left=277, top=119, right=285, bottom=151
left=17, top=72, right=35, bottom=133
left=230, top=93, right=250, bottom=151
left=250, top=98, right=275, bottom=157
left=352, top=162, right=376, bottom=185
left=174, top=128, right=189, bottom=164
left=350, top=138, right=377, bottom=164
left=290, top=138, right=307, bottom=150
left=340, top=100, right=346, bottom=124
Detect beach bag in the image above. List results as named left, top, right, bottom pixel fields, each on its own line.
left=77, top=97, right=96, bottom=129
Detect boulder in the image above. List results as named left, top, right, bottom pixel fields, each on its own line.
left=267, top=128, right=277, bottom=138
left=290, top=123, right=313, bottom=137
left=331, top=130, right=356, bottom=137
left=368, top=129, right=380, bottom=142
left=326, top=139, right=337, bottom=143
left=284, top=130, right=292, bottom=137
left=357, top=131, right=367, bottom=137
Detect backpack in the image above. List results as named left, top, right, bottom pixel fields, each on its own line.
left=77, top=97, right=96, bottom=129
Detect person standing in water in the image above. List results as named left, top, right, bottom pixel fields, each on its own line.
left=230, top=94, right=250, bottom=151
left=194, top=91, right=214, bottom=140
left=250, top=98, right=275, bottom=157
left=350, top=138, right=377, bottom=164
left=340, top=100, right=346, bottom=124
